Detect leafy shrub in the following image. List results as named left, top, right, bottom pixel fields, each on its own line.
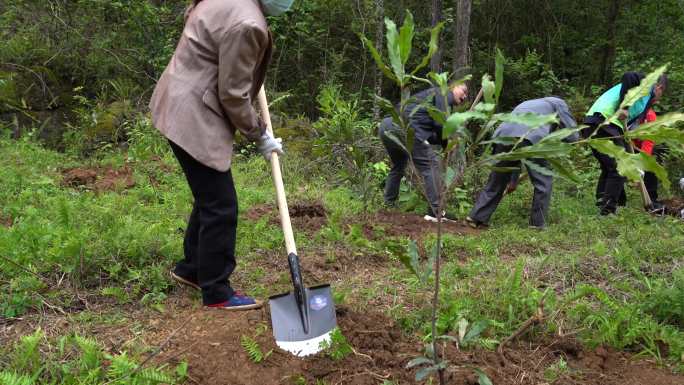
left=313, top=84, right=384, bottom=206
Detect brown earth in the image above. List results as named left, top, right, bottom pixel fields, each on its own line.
left=245, top=203, right=329, bottom=234
left=361, top=210, right=480, bottom=240
left=125, top=295, right=682, bottom=385
left=61, top=165, right=135, bottom=192
left=3, top=292, right=682, bottom=385
left=662, top=197, right=684, bottom=218
left=245, top=204, right=479, bottom=240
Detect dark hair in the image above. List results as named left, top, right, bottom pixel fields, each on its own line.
left=618, top=72, right=645, bottom=104
left=657, top=74, right=668, bottom=90
left=193, top=0, right=203, bottom=5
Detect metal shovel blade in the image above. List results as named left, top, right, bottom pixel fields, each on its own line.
left=269, top=284, right=337, bottom=357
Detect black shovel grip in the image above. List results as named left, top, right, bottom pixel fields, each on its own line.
left=287, top=253, right=305, bottom=304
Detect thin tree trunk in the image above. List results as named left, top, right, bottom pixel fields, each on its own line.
left=430, top=0, right=443, bottom=73
left=453, top=0, right=472, bottom=79
left=599, top=0, right=620, bottom=84
left=373, top=0, right=384, bottom=120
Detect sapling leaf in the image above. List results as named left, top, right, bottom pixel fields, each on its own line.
left=628, top=112, right=684, bottom=143
left=494, top=48, right=505, bottom=104
left=547, top=158, right=580, bottom=182
left=384, top=17, right=403, bottom=83
left=360, top=36, right=398, bottom=84
left=383, top=130, right=409, bottom=155
left=406, top=356, right=433, bottom=369
left=492, top=112, right=558, bottom=128
left=399, top=240, right=421, bottom=279
left=619, top=64, right=667, bottom=112
left=482, top=74, right=495, bottom=104
left=412, top=22, right=444, bottom=75
left=458, top=318, right=469, bottom=342
left=426, top=104, right=447, bottom=126
left=443, top=111, right=487, bottom=139
left=475, top=102, right=496, bottom=114
left=589, top=139, right=671, bottom=189
left=398, top=11, right=415, bottom=67
left=416, top=366, right=438, bottom=381
left=462, top=320, right=490, bottom=346
left=522, top=159, right=555, bottom=177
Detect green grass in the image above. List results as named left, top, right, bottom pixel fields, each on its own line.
left=1, top=130, right=683, bottom=377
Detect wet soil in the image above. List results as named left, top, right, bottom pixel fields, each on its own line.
left=61, top=166, right=135, bottom=192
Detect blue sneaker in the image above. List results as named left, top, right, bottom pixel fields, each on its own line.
left=206, top=292, right=263, bottom=311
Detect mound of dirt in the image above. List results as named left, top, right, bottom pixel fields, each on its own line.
left=362, top=210, right=479, bottom=240
left=244, top=203, right=328, bottom=234
left=61, top=166, right=135, bottom=192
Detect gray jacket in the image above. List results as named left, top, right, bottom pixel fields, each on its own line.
left=493, top=97, right=579, bottom=144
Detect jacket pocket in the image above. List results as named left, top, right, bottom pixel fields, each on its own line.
left=202, top=89, right=225, bottom=118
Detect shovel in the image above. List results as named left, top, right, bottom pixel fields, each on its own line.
left=257, top=86, right=337, bottom=357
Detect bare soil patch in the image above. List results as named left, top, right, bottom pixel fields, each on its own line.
left=362, top=210, right=480, bottom=240
left=137, top=301, right=682, bottom=385
left=244, top=202, right=328, bottom=234
left=61, top=166, right=135, bottom=192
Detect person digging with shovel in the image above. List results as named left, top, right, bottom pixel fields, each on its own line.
left=378, top=83, right=469, bottom=222
left=466, top=97, right=579, bottom=230
left=149, top=0, right=294, bottom=310
left=582, top=72, right=667, bottom=215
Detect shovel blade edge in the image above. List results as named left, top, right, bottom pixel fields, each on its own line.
left=269, top=285, right=337, bottom=357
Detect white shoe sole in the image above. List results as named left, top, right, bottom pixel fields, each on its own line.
left=206, top=300, right=264, bottom=311
left=424, top=215, right=457, bottom=223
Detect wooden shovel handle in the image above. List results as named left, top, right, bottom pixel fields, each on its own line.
left=257, top=86, right=297, bottom=255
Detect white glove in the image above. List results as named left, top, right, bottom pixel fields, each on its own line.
left=638, top=169, right=645, bottom=178
left=257, top=132, right=283, bottom=161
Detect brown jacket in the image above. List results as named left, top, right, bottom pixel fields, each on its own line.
left=150, top=0, right=272, bottom=171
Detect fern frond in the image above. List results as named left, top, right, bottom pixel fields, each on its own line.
left=240, top=335, right=264, bottom=363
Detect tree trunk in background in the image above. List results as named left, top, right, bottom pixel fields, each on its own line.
left=430, top=0, right=443, bottom=73
left=372, top=0, right=384, bottom=120
left=453, top=0, right=472, bottom=79
left=598, top=0, right=621, bottom=84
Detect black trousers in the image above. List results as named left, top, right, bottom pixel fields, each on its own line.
left=591, top=124, right=627, bottom=215
left=468, top=141, right=553, bottom=227
left=378, top=117, right=442, bottom=212
left=169, top=141, right=237, bottom=305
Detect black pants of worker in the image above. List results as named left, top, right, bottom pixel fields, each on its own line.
left=591, top=124, right=627, bottom=215
left=378, top=118, right=441, bottom=213
left=468, top=141, right=552, bottom=228
left=643, top=145, right=667, bottom=202
left=168, top=140, right=237, bottom=305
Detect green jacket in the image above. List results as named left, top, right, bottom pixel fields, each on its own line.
left=586, top=84, right=651, bottom=130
